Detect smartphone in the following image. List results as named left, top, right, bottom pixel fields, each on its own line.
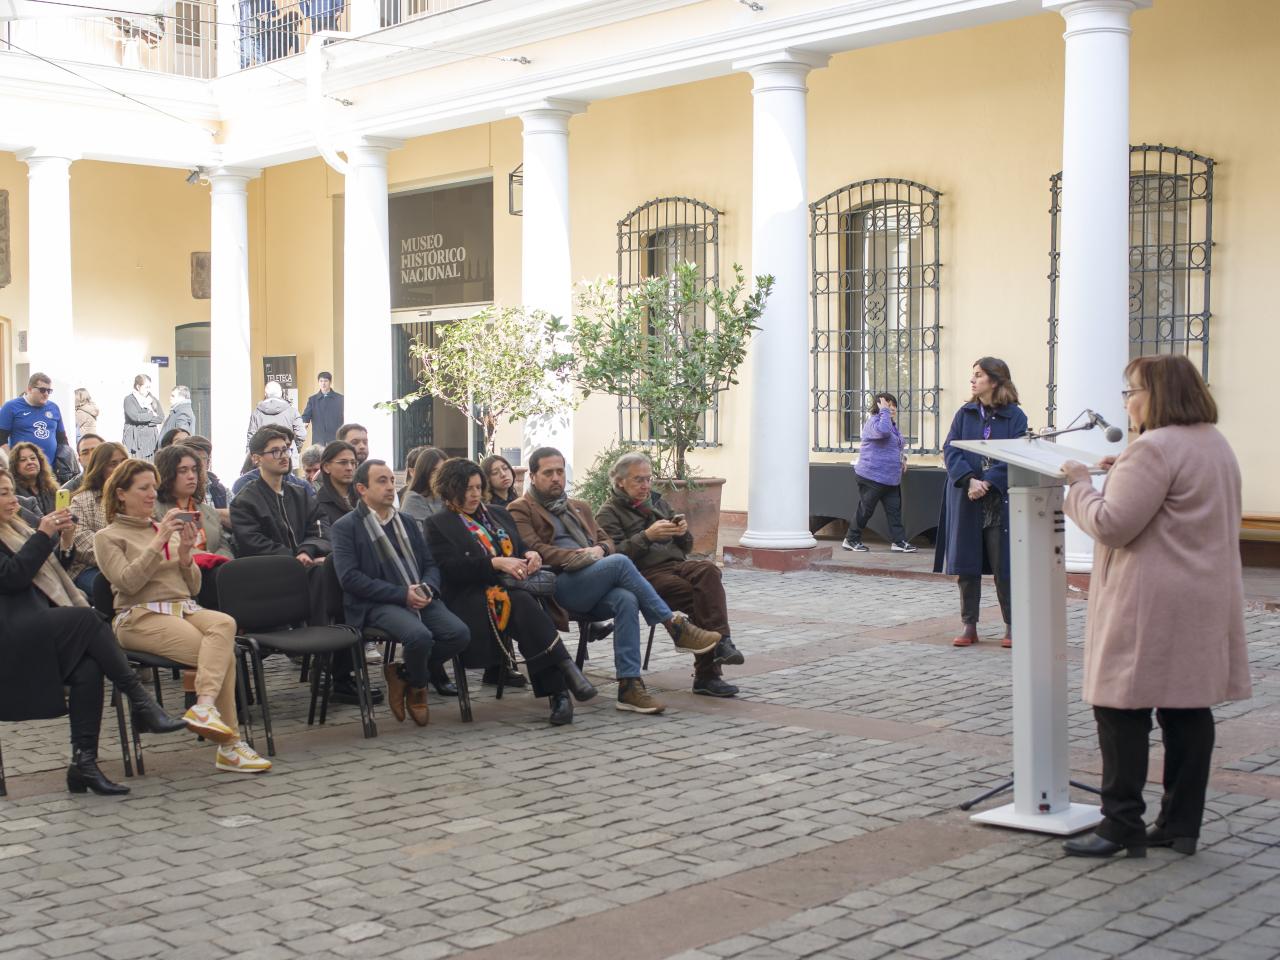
left=177, top=511, right=202, bottom=524
left=55, top=489, right=72, bottom=512
left=671, top=513, right=685, bottom=524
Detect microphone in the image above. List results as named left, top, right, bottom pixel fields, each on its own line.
left=1086, top=410, right=1124, bottom=444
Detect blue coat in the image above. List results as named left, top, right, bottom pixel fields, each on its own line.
left=330, top=507, right=442, bottom=629
left=933, top=401, right=1028, bottom=578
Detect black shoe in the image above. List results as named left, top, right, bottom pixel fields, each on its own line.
left=549, top=692, right=574, bottom=726
left=330, top=679, right=384, bottom=706
left=429, top=664, right=458, bottom=697
left=556, top=659, right=598, bottom=702
left=712, top=637, right=745, bottom=667
left=588, top=621, right=614, bottom=643
left=1062, top=833, right=1145, bottom=859
left=693, top=675, right=739, bottom=698
left=66, top=748, right=129, bottom=796
left=482, top=666, right=527, bottom=689
left=1146, top=825, right=1197, bottom=854
left=120, top=677, right=188, bottom=735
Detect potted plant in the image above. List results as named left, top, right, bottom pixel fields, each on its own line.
left=570, top=262, right=772, bottom=554
left=382, top=305, right=573, bottom=456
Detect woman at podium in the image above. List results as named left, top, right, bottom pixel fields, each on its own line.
left=934, top=357, right=1028, bottom=648
left=1060, top=355, right=1250, bottom=859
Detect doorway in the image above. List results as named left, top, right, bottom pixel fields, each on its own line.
left=175, top=322, right=211, bottom=438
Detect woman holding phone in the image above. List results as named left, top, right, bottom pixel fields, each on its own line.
left=95, top=459, right=270, bottom=774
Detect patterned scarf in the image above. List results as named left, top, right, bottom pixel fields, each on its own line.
left=449, top=503, right=513, bottom=632
left=356, top=501, right=419, bottom=588
left=531, top=486, right=591, bottom=547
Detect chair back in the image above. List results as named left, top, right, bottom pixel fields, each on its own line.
left=91, top=573, right=115, bottom=620
left=216, top=556, right=311, bottom=632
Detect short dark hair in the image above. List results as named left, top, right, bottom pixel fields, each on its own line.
left=434, top=458, right=484, bottom=507
left=410, top=447, right=447, bottom=497
left=337, top=423, right=367, bottom=441
left=354, top=458, right=388, bottom=490
left=182, top=435, right=213, bottom=457
left=160, top=427, right=191, bottom=449
left=82, top=442, right=128, bottom=495
left=318, top=371, right=333, bottom=382
left=972, top=357, right=1020, bottom=408
left=27, top=372, right=50, bottom=388
left=870, top=392, right=898, bottom=414
left=1125, top=354, right=1217, bottom=432
left=249, top=426, right=292, bottom=455
left=154, top=444, right=206, bottom=504
left=528, top=447, right=563, bottom=474
left=77, top=433, right=104, bottom=450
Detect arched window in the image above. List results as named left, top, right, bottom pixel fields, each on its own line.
left=810, top=179, right=942, bottom=453
left=615, top=196, right=722, bottom=446
left=1046, top=144, right=1215, bottom=426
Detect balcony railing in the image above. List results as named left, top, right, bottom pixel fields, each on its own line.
left=0, top=0, right=490, bottom=78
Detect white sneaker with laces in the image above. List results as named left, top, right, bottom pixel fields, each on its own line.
left=891, top=541, right=918, bottom=553
left=364, top=642, right=383, bottom=664
left=215, top=741, right=271, bottom=774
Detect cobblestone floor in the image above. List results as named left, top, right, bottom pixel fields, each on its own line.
left=1, top=569, right=1278, bottom=960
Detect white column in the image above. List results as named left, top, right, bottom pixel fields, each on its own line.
left=512, top=99, right=584, bottom=482
left=350, top=0, right=379, bottom=32
left=209, top=167, right=258, bottom=482
left=343, top=137, right=401, bottom=462
left=734, top=52, right=826, bottom=551
left=216, top=0, right=239, bottom=76
left=18, top=150, right=78, bottom=431
left=1046, top=0, right=1148, bottom=570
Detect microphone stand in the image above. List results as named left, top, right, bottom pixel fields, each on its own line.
left=1029, top=410, right=1106, bottom=442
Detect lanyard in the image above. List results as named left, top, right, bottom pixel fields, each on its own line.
left=150, top=522, right=171, bottom=560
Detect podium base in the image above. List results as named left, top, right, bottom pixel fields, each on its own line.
left=970, top=802, right=1102, bottom=836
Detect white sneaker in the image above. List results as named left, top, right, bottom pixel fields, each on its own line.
left=891, top=541, right=918, bottom=553
left=364, top=642, right=383, bottom=664
left=215, top=741, right=271, bottom=774
left=183, top=704, right=237, bottom=744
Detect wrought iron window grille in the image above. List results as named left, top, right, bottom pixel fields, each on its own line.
left=615, top=196, right=722, bottom=447
left=810, top=178, right=942, bottom=454
left=1046, top=144, right=1214, bottom=427
left=392, top=319, right=437, bottom=467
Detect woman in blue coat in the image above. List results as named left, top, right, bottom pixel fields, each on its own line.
left=933, top=357, right=1028, bottom=648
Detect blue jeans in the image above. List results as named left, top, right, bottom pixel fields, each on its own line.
left=74, top=567, right=100, bottom=600
left=365, top=600, right=470, bottom=688
left=554, top=553, right=672, bottom=679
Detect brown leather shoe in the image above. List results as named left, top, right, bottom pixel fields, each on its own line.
left=384, top=663, right=408, bottom=723
left=667, top=612, right=720, bottom=655
left=406, top=685, right=430, bottom=727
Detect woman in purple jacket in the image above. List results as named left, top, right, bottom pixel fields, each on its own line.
left=843, top=392, right=914, bottom=554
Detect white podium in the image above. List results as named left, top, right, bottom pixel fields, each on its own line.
left=950, top=438, right=1104, bottom=835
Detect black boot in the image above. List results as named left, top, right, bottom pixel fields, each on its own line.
left=713, top=636, right=745, bottom=666
left=67, top=748, right=129, bottom=796
left=548, top=692, right=574, bottom=726
left=118, top=674, right=188, bottom=735
left=429, top=663, right=458, bottom=697
left=556, top=660, right=598, bottom=702
left=482, top=665, right=527, bottom=688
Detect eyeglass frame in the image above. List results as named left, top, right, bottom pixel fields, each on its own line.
left=1120, top=387, right=1146, bottom=400
left=259, top=445, right=292, bottom=459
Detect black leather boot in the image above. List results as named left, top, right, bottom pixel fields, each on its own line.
left=67, top=748, right=129, bottom=796
left=556, top=660, right=598, bottom=702
left=482, top=665, right=527, bottom=688
left=548, top=692, right=574, bottom=726
left=429, top=663, right=458, bottom=697
left=1146, top=825, right=1197, bottom=854
left=118, top=674, right=188, bottom=735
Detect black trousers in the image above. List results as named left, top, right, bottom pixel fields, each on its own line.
left=957, top=524, right=1010, bottom=625
left=850, top=478, right=906, bottom=544
left=1093, top=705, right=1216, bottom=843
left=46, top=608, right=136, bottom=753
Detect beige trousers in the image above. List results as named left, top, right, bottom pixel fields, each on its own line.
left=116, top=608, right=239, bottom=731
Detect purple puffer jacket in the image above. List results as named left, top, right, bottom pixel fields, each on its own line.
left=854, top=408, right=905, bottom=486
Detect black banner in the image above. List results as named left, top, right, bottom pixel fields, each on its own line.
left=389, top=180, right=494, bottom=310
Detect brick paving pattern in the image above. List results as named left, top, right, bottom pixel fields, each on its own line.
left=1, top=568, right=1277, bottom=960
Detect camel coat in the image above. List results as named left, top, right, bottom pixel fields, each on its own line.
left=1064, top=423, right=1251, bottom=709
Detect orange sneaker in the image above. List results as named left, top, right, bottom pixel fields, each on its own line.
left=952, top=624, right=979, bottom=648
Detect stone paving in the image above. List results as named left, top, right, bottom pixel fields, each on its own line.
left=1, top=568, right=1278, bottom=960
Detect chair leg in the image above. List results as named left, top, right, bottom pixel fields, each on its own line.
left=237, top=648, right=256, bottom=706
left=131, top=707, right=145, bottom=777
left=299, top=652, right=311, bottom=684
left=152, top=667, right=164, bottom=707
left=234, top=655, right=255, bottom=750
left=0, top=732, right=7, bottom=797
left=575, top=621, right=590, bottom=669
left=111, top=685, right=134, bottom=779
left=642, top=623, right=656, bottom=671
left=352, top=640, right=377, bottom=739
left=307, top=651, right=322, bottom=727
left=454, top=655, right=472, bottom=723
left=318, top=653, right=334, bottom=726
left=245, top=639, right=274, bottom=758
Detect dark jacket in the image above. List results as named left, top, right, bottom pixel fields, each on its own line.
left=330, top=507, right=442, bottom=630
left=426, top=505, right=563, bottom=671
left=933, top=401, right=1029, bottom=579
left=160, top=401, right=196, bottom=437
left=16, top=481, right=55, bottom=518
left=123, top=394, right=163, bottom=459
left=0, top=531, right=75, bottom=720
left=595, top=491, right=691, bottom=572
left=230, top=476, right=329, bottom=559
left=315, top=481, right=357, bottom=538
left=301, top=389, right=344, bottom=446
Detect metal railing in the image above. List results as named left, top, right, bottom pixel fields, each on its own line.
left=377, top=0, right=484, bottom=29
left=236, top=0, right=349, bottom=68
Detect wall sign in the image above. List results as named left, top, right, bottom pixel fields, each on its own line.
left=262, top=355, right=297, bottom=389
left=388, top=179, right=493, bottom=310
left=151, top=356, right=170, bottom=368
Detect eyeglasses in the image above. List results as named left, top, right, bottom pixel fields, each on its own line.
left=630, top=476, right=654, bottom=485
left=1120, top=388, right=1146, bottom=400
left=330, top=458, right=357, bottom=468
left=33, top=387, right=53, bottom=395
left=261, top=447, right=291, bottom=459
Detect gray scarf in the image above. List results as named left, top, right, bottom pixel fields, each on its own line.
left=532, top=486, right=591, bottom=548
left=357, top=501, right=419, bottom=587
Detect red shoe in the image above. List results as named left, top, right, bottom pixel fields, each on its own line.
left=952, top=624, right=978, bottom=648
left=1001, top=630, right=1012, bottom=649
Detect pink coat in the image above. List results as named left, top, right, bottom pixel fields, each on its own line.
left=1065, top=423, right=1251, bottom=709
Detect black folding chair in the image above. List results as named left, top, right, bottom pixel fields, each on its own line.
left=367, top=626, right=473, bottom=723
left=571, top=618, right=616, bottom=668
left=217, top=556, right=376, bottom=757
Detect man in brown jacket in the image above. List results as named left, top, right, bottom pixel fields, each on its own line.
left=595, top=452, right=744, bottom=698
left=509, top=447, right=721, bottom=715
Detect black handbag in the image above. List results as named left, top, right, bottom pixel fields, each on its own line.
left=498, top=568, right=557, bottom=597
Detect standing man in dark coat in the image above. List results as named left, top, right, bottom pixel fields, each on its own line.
left=301, top=372, right=345, bottom=447
left=161, top=386, right=196, bottom=438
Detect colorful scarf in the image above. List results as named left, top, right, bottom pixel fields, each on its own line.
left=451, top=503, right=513, bottom=632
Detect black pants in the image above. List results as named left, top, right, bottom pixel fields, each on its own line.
left=958, top=525, right=1010, bottom=625
left=850, top=478, right=906, bottom=544
left=47, top=608, right=137, bottom=753
left=1093, top=705, right=1216, bottom=843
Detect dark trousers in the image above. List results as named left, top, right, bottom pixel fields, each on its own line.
left=365, top=600, right=471, bottom=688
left=643, top=559, right=730, bottom=679
left=958, top=525, right=1010, bottom=625
left=850, top=478, right=906, bottom=544
left=1093, top=705, right=1216, bottom=843
left=48, top=607, right=136, bottom=753
left=497, top=590, right=571, bottom=697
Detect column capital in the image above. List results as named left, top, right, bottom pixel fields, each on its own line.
left=207, top=166, right=261, bottom=190
left=507, top=98, right=588, bottom=129
left=15, top=148, right=79, bottom=167
left=733, top=49, right=828, bottom=91
left=343, top=137, right=403, bottom=165
left=1044, top=0, right=1151, bottom=33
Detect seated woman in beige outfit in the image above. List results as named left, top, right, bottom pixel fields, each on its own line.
left=94, top=459, right=270, bottom=774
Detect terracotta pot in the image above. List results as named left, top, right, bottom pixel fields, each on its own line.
left=656, top=477, right=726, bottom=558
